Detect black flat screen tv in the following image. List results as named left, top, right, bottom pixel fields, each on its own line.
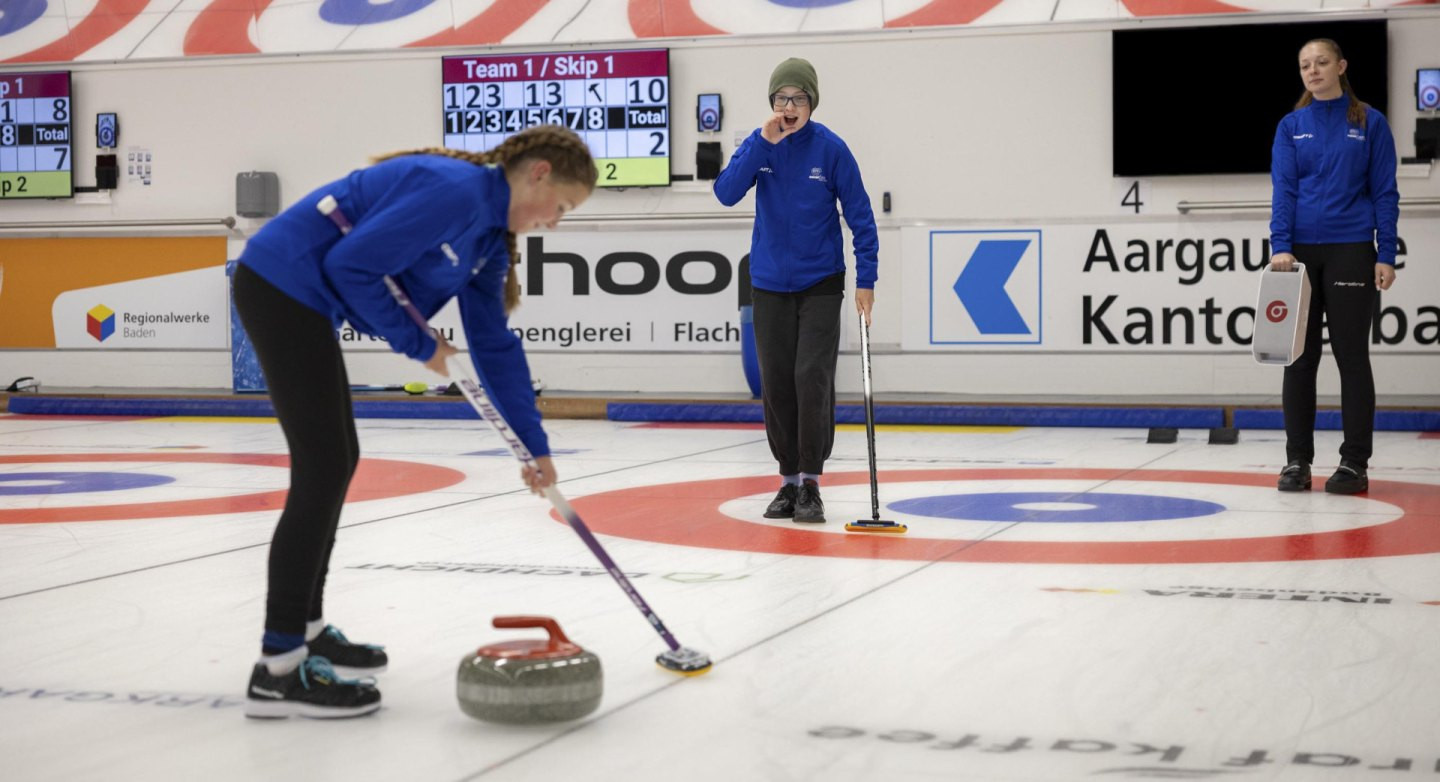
left=1113, top=19, right=1388, bottom=177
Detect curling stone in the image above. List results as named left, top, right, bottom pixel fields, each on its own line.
left=457, top=616, right=602, bottom=724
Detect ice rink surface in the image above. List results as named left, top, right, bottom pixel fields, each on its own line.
left=3, top=412, right=1439, bottom=781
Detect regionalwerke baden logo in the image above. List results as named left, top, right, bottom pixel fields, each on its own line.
left=87, top=305, right=115, bottom=342
left=928, top=230, right=1043, bottom=345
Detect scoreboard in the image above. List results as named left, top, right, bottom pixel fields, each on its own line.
left=442, top=49, right=670, bottom=188
left=0, top=71, right=73, bottom=200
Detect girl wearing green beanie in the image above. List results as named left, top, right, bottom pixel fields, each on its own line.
left=714, top=57, right=880, bottom=525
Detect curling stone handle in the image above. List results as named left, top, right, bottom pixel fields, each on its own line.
left=492, top=615, right=571, bottom=644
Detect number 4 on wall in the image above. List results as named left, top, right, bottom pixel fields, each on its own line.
left=1115, top=179, right=1150, bottom=215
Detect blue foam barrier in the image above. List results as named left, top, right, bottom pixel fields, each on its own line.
left=607, top=402, right=1226, bottom=429
left=1234, top=409, right=1440, bottom=432
left=7, top=396, right=478, bottom=420
left=352, top=401, right=477, bottom=420
left=8, top=397, right=277, bottom=417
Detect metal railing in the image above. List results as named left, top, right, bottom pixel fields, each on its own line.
left=0, top=217, right=237, bottom=231
left=1178, top=197, right=1440, bottom=214
left=564, top=211, right=754, bottom=224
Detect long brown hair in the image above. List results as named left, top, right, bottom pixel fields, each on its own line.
left=1294, top=38, right=1368, bottom=128
left=374, top=125, right=598, bottom=312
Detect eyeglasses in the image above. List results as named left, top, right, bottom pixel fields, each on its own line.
left=771, top=93, right=811, bottom=109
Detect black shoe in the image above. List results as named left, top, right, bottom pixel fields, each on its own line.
left=1276, top=460, right=1311, bottom=492
left=1325, top=461, right=1369, bottom=494
left=244, top=656, right=381, bottom=719
left=793, top=482, right=826, bottom=524
left=307, top=625, right=388, bottom=676
left=764, top=484, right=799, bottom=519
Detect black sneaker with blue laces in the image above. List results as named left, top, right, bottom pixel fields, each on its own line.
left=307, top=625, right=387, bottom=676
left=1325, top=461, right=1368, bottom=495
left=245, top=655, right=380, bottom=719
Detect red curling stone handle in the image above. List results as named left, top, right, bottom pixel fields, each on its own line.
left=492, top=615, right=571, bottom=645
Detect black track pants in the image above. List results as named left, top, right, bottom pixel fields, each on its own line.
left=232, top=264, right=360, bottom=639
left=752, top=289, right=843, bottom=475
left=1282, top=242, right=1378, bottom=467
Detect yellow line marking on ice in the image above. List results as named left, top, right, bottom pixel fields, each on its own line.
left=835, top=424, right=1020, bottom=434
left=150, top=416, right=278, bottom=424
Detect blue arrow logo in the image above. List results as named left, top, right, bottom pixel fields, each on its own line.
left=952, top=239, right=1032, bottom=334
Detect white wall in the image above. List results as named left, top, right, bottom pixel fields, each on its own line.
left=1, top=9, right=1437, bottom=396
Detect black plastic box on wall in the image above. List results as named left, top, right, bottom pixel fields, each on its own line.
left=96, top=154, right=118, bottom=190
left=236, top=171, right=280, bottom=218
left=1416, top=117, right=1440, bottom=161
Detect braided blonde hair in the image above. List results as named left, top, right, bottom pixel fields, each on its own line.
left=375, top=125, right=598, bottom=312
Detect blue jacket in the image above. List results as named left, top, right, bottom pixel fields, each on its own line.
left=713, top=121, right=879, bottom=292
left=238, top=156, right=548, bottom=457
left=1270, top=96, right=1400, bottom=265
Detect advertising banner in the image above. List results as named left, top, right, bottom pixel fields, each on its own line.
left=0, top=237, right=228, bottom=349
left=52, top=268, right=228, bottom=349
left=902, top=218, right=1438, bottom=353
left=339, top=229, right=755, bottom=353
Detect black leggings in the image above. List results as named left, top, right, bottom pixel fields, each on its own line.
left=752, top=289, right=843, bottom=475
left=1282, top=242, right=1377, bottom=467
left=232, top=264, right=360, bottom=645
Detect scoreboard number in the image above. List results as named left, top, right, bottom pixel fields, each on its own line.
left=442, top=49, right=671, bottom=188
left=0, top=70, right=74, bottom=199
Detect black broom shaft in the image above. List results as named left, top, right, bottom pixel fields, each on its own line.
left=861, top=315, right=880, bottom=521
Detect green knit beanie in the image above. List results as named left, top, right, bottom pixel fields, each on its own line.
left=768, top=58, right=818, bottom=111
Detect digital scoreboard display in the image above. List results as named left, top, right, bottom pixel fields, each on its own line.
left=0, top=71, right=73, bottom=200
left=442, top=49, right=670, bottom=188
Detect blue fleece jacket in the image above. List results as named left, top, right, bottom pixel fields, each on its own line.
left=1270, top=95, right=1400, bottom=265
left=713, top=121, right=878, bottom=292
left=238, top=156, right=548, bottom=457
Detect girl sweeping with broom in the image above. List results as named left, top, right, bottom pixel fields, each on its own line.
left=233, top=126, right=597, bottom=719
